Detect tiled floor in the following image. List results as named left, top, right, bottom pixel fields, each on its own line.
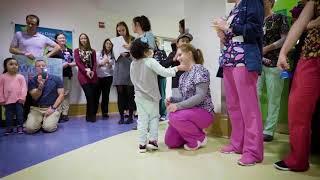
left=2, top=122, right=320, bottom=180
left=0, top=114, right=136, bottom=178
left=1, top=116, right=320, bottom=180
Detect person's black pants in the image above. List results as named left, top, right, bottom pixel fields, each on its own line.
left=116, top=85, right=135, bottom=119
left=82, top=83, right=99, bottom=121
left=97, top=76, right=113, bottom=116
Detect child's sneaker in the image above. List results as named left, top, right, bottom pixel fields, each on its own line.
left=5, top=128, right=13, bottom=135
left=139, top=144, right=147, bottom=153
left=146, top=141, right=159, bottom=150
left=17, top=126, right=24, bottom=134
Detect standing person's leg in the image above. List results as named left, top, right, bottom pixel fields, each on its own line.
left=125, top=85, right=135, bottom=124
left=278, top=60, right=320, bottom=172
left=15, top=103, right=24, bottom=133
left=101, top=76, right=113, bottom=118
left=257, top=65, right=266, bottom=101
left=169, top=108, right=213, bottom=150
left=147, top=98, right=160, bottom=150
left=233, top=67, right=263, bottom=165
left=311, top=101, right=320, bottom=154
left=4, top=104, right=15, bottom=135
left=158, top=77, right=167, bottom=120
left=96, top=77, right=104, bottom=116
left=116, top=85, right=126, bottom=124
left=263, top=67, right=284, bottom=140
left=82, top=83, right=97, bottom=122
left=60, top=77, right=72, bottom=121
left=25, top=107, right=44, bottom=134
left=221, top=67, right=244, bottom=154
left=135, top=97, right=150, bottom=153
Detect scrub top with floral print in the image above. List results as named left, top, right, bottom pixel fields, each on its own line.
left=302, top=0, right=320, bottom=59
left=219, top=5, right=245, bottom=67
left=178, top=64, right=214, bottom=114
left=263, top=13, right=289, bottom=67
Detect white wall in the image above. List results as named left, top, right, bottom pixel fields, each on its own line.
left=184, top=0, right=226, bottom=113
left=0, top=0, right=183, bottom=104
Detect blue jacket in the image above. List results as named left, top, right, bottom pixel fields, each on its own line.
left=231, top=0, right=264, bottom=73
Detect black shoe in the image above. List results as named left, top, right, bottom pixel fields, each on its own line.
left=4, top=128, right=13, bottom=135
left=139, top=144, right=147, bottom=153
left=102, top=114, right=109, bottom=119
left=273, top=161, right=290, bottom=171
left=17, top=126, right=24, bottom=134
left=86, top=116, right=96, bottom=122
left=118, top=118, right=125, bottom=124
left=263, top=134, right=273, bottom=142
left=125, top=118, right=134, bottom=124
left=132, top=125, right=137, bottom=130
left=59, top=115, right=69, bottom=123
left=146, top=141, right=159, bottom=150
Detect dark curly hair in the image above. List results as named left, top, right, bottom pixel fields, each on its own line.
left=130, top=38, right=151, bottom=60
left=133, top=15, right=151, bottom=32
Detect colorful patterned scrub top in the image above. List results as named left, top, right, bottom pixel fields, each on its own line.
left=263, top=13, right=289, bottom=67
left=219, top=5, right=245, bottom=67
left=178, top=64, right=214, bottom=113
left=301, top=0, right=320, bottom=59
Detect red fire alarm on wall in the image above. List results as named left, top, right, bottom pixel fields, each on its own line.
left=98, top=22, right=105, bottom=28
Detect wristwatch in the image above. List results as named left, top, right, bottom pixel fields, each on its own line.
left=50, top=106, right=57, bottom=111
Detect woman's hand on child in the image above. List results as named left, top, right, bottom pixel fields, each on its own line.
left=177, top=64, right=190, bottom=71
left=167, top=103, right=178, bottom=113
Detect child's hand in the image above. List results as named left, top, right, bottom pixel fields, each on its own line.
left=167, top=103, right=178, bottom=113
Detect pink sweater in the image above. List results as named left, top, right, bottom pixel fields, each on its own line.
left=0, top=73, right=27, bottom=105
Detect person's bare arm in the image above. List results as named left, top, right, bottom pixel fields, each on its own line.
left=46, top=43, right=61, bottom=57
left=277, top=1, right=315, bottom=70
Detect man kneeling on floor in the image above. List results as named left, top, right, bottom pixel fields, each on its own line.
left=25, top=59, right=64, bottom=133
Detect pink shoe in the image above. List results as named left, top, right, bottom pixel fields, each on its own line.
left=220, top=145, right=238, bottom=154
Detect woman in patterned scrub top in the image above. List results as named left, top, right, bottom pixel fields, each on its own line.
left=214, top=0, right=264, bottom=166
left=274, top=0, right=320, bottom=172
left=164, top=44, right=214, bottom=151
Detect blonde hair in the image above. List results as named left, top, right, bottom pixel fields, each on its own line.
left=178, top=44, right=204, bottom=65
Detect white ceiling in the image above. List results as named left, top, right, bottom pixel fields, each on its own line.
left=91, top=0, right=184, bottom=17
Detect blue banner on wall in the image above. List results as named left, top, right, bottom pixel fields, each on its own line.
left=14, top=24, right=73, bottom=49
left=13, top=55, right=63, bottom=82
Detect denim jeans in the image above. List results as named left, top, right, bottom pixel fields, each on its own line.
left=5, top=103, right=24, bottom=127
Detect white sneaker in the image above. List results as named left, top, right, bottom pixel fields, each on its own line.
left=184, top=141, right=201, bottom=151
left=200, top=136, right=208, bottom=147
